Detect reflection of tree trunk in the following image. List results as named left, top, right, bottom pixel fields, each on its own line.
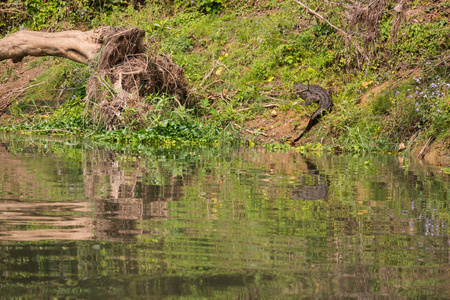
left=0, top=143, right=95, bottom=241
left=0, top=201, right=94, bottom=241
left=0, top=143, right=41, bottom=199
left=82, top=149, right=189, bottom=240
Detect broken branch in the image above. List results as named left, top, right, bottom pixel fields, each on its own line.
left=292, top=0, right=347, bottom=36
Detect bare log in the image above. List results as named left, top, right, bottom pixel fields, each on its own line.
left=0, top=27, right=118, bottom=64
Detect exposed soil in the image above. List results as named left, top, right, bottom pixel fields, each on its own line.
left=242, top=107, right=321, bottom=145
left=0, top=59, right=48, bottom=122
left=359, top=69, right=423, bottom=107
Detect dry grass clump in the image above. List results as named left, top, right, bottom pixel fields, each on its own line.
left=344, top=0, right=408, bottom=65
left=390, top=0, right=408, bottom=44
left=86, top=27, right=191, bottom=129
left=346, top=0, right=387, bottom=63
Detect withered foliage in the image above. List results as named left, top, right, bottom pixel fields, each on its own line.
left=297, top=0, right=409, bottom=69
left=347, top=0, right=387, bottom=55
left=86, top=27, right=191, bottom=129
left=390, top=0, right=408, bottom=44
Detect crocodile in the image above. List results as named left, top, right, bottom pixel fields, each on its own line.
left=292, top=82, right=333, bottom=142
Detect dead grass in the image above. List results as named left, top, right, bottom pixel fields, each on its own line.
left=86, top=27, right=192, bottom=129
left=0, top=59, right=47, bottom=119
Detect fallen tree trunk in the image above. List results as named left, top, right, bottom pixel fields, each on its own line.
left=0, top=27, right=192, bottom=127
left=0, top=27, right=117, bottom=64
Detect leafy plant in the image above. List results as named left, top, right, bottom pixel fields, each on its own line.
left=198, top=0, right=223, bottom=14
left=370, top=93, right=393, bottom=115
left=250, top=60, right=273, bottom=81
left=22, top=0, right=129, bottom=29
left=171, top=35, right=195, bottom=53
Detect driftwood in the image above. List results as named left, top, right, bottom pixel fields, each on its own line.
left=0, top=27, right=115, bottom=64
left=0, top=27, right=191, bottom=128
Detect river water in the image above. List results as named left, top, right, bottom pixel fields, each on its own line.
left=0, top=133, right=448, bottom=299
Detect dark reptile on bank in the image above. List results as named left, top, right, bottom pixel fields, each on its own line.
left=293, top=82, right=333, bottom=142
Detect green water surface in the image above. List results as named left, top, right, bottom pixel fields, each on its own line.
left=0, top=134, right=448, bottom=299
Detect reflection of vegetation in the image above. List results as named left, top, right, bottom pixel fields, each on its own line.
left=0, top=134, right=448, bottom=298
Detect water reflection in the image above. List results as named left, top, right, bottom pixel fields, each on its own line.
left=290, top=159, right=329, bottom=201
left=0, top=201, right=92, bottom=240
left=0, top=136, right=193, bottom=241
left=82, top=148, right=188, bottom=241
left=0, top=134, right=448, bottom=298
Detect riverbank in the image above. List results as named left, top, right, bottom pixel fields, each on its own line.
left=0, top=1, right=449, bottom=166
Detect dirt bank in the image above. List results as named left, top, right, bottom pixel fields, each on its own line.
left=0, top=58, right=49, bottom=121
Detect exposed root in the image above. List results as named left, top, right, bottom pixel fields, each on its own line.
left=390, top=0, right=408, bottom=44
left=85, top=27, right=192, bottom=129
left=346, top=0, right=387, bottom=65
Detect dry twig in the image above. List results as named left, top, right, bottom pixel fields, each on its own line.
left=293, top=0, right=367, bottom=63
left=293, top=0, right=346, bottom=35
left=418, top=137, right=434, bottom=159
left=0, top=82, right=46, bottom=115
left=200, top=52, right=215, bottom=88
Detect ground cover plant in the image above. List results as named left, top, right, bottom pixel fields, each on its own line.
left=0, top=0, right=449, bottom=158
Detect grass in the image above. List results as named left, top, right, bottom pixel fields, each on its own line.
left=1, top=0, right=449, bottom=152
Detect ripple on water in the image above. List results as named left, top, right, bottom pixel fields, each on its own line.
left=0, top=136, right=448, bottom=298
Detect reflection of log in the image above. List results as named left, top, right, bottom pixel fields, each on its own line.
left=0, top=201, right=93, bottom=241
left=0, top=27, right=117, bottom=64
left=81, top=149, right=190, bottom=240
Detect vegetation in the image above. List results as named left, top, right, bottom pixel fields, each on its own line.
left=0, top=0, right=449, bottom=154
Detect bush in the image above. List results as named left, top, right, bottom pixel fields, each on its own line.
left=22, top=0, right=131, bottom=30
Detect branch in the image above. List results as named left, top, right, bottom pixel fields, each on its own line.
left=200, top=52, right=215, bottom=88
left=292, top=0, right=368, bottom=61
left=418, top=136, right=434, bottom=159
left=292, top=0, right=347, bottom=36
left=0, top=82, right=46, bottom=115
